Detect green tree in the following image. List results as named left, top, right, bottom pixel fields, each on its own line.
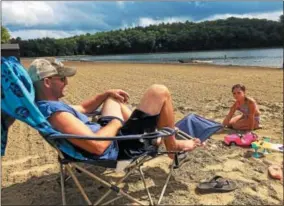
left=17, top=17, right=283, bottom=57
left=1, top=26, right=10, bottom=43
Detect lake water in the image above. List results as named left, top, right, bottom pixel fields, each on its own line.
left=59, top=48, right=283, bottom=68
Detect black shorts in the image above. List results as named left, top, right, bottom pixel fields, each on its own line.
left=98, top=109, right=159, bottom=159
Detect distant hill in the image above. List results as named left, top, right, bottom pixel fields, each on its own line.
left=10, top=17, right=283, bottom=57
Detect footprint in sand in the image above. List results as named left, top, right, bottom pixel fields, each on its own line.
left=10, top=164, right=58, bottom=177
left=2, top=155, right=58, bottom=187
left=202, top=159, right=244, bottom=172
left=2, top=155, right=41, bottom=166
left=242, top=186, right=280, bottom=205
left=196, top=192, right=235, bottom=205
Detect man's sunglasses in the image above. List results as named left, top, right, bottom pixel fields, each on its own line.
left=42, top=76, right=66, bottom=82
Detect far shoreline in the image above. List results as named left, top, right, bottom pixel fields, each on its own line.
left=20, top=58, right=283, bottom=70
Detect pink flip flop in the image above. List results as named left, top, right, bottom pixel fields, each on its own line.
left=268, top=165, right=283, bottom=180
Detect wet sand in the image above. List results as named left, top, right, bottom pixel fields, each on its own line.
left=1, top=60, right=283, bottom=205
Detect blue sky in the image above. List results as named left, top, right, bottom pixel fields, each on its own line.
left=2, top=1, right=282, bottom=40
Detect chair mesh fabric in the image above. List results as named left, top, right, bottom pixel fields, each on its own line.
left=175, top=113, right=223, bottom=142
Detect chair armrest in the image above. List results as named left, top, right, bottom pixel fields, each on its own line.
left=47, top=127, right=176, bottom=141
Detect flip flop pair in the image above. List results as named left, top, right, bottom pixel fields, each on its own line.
left=197, top=175, right=237, bottom=193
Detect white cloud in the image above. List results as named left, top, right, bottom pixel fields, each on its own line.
left=138, top=17, right=192, bottom=27
left=121, top=21, right=137, bottom=30
left=120, top=17, right=192, bottom=29
left=3, top=1, right=281, bottom=40
left=194, top=1, right=205, bottom=8
left=200, top=10, right=282, bottom=22
left=117, top=1, right=136, bottom=9
left=9, top=29, right=98, bottom=40
left=117, top=1, right=125, bottom=9
left=125, top=10, right=281, bottom=30
left=2, top=1, right=107, bottom=29
left=2, top=1, right=56, bottom=27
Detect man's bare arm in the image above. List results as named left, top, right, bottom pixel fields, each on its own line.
left=71, top=92, right=109, bottom=114
left=72, top=89, right=130, bottom=114
left=49, top=112, right=122, bottom=155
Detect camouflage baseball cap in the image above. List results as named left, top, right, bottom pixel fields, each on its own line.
left=28, top=57, right=77, bottom=83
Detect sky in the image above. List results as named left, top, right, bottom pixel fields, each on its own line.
left=2, top=1, right=283, bottom=40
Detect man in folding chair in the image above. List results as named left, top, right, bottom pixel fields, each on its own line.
left=2, top=57, right=203, bottom=206
left=28, top=58, right=202, bottom=161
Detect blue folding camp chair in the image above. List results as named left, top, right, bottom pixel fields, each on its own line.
left=0, top=57, right=192, bottom=205
left=1, top=57, right=223, bottom=205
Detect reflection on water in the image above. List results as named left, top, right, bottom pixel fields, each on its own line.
left=60, top=48, right=283, bottom=68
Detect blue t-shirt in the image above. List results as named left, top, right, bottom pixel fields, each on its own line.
left=36, top=100, right=119, bottom=160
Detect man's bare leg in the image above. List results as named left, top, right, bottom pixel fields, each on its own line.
left=101, top=97, right=136, bottom=124
left=119, top=102, right=164, bottom=146
left=136, top=84, right=199, bottom=158
left=120, top=103, right=132, bottom=121
left=101, top=97, right=124, bottom=119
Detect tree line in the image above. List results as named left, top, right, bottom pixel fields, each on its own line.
left=3, top=16, right=284, bottom=57
left=1, top=26, right=11, bottom=43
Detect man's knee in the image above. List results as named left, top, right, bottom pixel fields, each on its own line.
left=101, top=96, right=124, bottom=118
left=148, top=84, right=170, bottom=98
left=104, top=96, right=121, bottom=105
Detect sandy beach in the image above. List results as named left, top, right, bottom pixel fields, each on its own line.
left=1, top=60, right=283, bottom=205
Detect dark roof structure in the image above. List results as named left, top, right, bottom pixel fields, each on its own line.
left=2, top=44, right=20, bottom=50
left=1, top=43, right=20, bottom=61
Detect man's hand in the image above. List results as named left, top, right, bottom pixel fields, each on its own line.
left=107, top=89, right=129, bottom=103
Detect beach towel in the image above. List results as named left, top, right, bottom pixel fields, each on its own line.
left=175, top=114, right=223, bottom=142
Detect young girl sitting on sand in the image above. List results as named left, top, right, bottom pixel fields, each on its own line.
left=222, top=84, right=261, bottom=131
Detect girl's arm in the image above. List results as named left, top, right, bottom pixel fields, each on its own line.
left=247, top=101, right=256, bottom=131
left=222, top=102, right=237, bottom=126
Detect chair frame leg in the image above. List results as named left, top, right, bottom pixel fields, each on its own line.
left=139, top=165, right=154, bottom=206
left=157, top=160, right=175, bottom=205
left=65, top=164, right=92, bottom=205
left=72, top=164, right=147, bottom=205
left=60, top=163, right=67, bottom=205
left=59, top=153, right=177, bottom=205
left=93, top=156, right=151, bottom=205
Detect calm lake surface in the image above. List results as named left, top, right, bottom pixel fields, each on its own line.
left=59, top=48, right=283, bottom=68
